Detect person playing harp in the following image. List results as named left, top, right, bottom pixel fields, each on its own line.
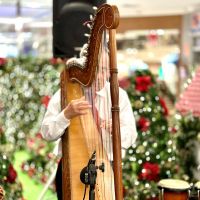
left=41, top=4, right=137, bottom=200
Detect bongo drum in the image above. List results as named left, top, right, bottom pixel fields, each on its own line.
left=194, top=181, right=200, bottom=200
left=158, top=179, right=190, bottom=200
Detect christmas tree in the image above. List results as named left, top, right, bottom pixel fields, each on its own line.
left=175, top=114, right=200, bottom=181
left=0, top=127, right=23, bottom=200
left=0, top=57, right=61, bottom=149
left=0, top=57, right=62, bottom=196
left=121, top=69, right=181, bottom=200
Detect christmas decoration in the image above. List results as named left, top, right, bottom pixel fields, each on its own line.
left=121, top=70, right=181, bottom=200
left=0, top=57, right=63, bottom=193
left=0, top=128, right=23, bottom=199
left=176, top=67, right=200, bottom=116
left=21, top=132, right=59, bottom=188
left=0, top=57, right=62, bottom=149
left=0, top=58, right=7, bottom=67
left=175, top=67, right=200, bottom=181
left=175, top=114, right=200, bottom=181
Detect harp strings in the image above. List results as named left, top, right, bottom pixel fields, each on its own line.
left=84, top=30, right=115, bottom=199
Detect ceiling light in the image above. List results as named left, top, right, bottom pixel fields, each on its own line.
left=0, top=17, right=31, bottom=25
left=27, top=21, right=52, bottom=28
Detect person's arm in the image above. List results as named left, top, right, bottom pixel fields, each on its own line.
left=41, top=90, right=92, bottom=141
left=119, top=88, right=138, bottom=149
left=41, top=89, right=69, bottom=141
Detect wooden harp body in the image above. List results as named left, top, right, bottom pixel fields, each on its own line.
left=60, top=4, right=122, bottom=200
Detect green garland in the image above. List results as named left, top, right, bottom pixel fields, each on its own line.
left=0, top=57, right=62, bottom=149
left=176, top=113, right=200, bottom=182
left=122, top=70, right=182, bottom=200
left=0, top=128, right=23, bottom=199
left=0, top=57, right=63, bottom=188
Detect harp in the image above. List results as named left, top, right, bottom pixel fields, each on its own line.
left=60, top=4, right=122, bottom=200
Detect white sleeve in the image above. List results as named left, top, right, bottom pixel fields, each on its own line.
left=119, top=88, right=137, bottom=149
left=40, top=89, right=70, bottom=141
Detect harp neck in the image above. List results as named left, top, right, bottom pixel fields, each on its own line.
left=68, top=4, right=119, bottom=86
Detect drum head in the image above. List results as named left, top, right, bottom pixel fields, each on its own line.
left=158, top=179, right=190, bottom=191
left=195, top=181, right=200, bottom=189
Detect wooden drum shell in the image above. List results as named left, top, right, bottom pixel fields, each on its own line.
left=194, top=181, right=200, bottom=200
left=158, top=179, right=190, bottom=200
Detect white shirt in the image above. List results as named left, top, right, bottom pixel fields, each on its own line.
left=41, top=82, right=137, bottom=159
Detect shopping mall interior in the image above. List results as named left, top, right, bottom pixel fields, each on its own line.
left=0, top=0, right=200, bottom=200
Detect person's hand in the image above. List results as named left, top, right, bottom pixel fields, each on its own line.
left=64, top=96, right=91, bottom=119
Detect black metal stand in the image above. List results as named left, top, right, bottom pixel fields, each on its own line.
left=80, top=151, right=105, bottom=200
left=88, top=153, right=97, bottom=200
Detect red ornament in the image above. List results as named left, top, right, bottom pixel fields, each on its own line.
left=147, top=32, right=158, bottom=46
left=135, top=76, right=153, bottom=92
left=27, top=168, right=36, bottom=177
left=123, top=186, right=127, bottom=197
left=47, top=153, right=54, bottom=159
left=41, top=175, right=47, bottom=183
left=38, top=143, right=45, bottom=150
left=21, top=162, right=25, bottom=171
left=169, top=126, right=178, bottom=134
left=50, top=57, right=64, bottom=65
left=159, top=97, right=168, bottom=116
left=6, top=164, right=17, bottom=183
left=137, top=117, right=150, bottom=132
left=27, top=138, right=35, bottom=149
left=139, top=162, right=160, bottom=181
left=0, top=58, right=7, bottom=66
left=35, top=132, right=42, bottom=139
left=41, top=96, right=51, bottom=108
left=49, top=58, right=58, bottom=65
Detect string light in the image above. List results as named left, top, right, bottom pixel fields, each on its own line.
left=153, top=142, right=158, bottom=148
left=142, top=132, right=146, bottom=136
left=136, top=149, right=140, bottom=154
left=143, top=141, right=148, bottom=146
left=172, top=156, right=176, bottom=161
left=139, top=109, right=143, bottom=113
left=128, top=149, right=134, bottom=154
left=166, top=170, right=171, bottom=175
left=168, top=140, right=172, bottom=145
left=156, top=155, right=160, bottom=159
left=152, top=117, right=156, bottom=122
left=147, top=107, right=152, bottom=112
left=138, top=160, right=142, bottom=164
left=140, top=96, right=145, bottom=101
left=145, top=183, right=150, bottom=188
left=155, top=96, right=159, bottom=101
left=134, top=181, right=139, bottom=185
left=130, top=157, right=136, bottom=162
left=162, top=126, right=166, bottom=130
left=145, top=151, right=150, bottom=156
left=146, top=157, right=150, bottom=161
left=168, top=157, right=172, bottom=162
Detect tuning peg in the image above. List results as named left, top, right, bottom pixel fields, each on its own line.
left=90, top=14, right=94, bottom=21
left=84, top=33, right=90, bottom=38
left=80, top=44, right=88, bottom=57
left=93, top=6, right=97, bottom=11
left=87, top=23, right=92, bottom=29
